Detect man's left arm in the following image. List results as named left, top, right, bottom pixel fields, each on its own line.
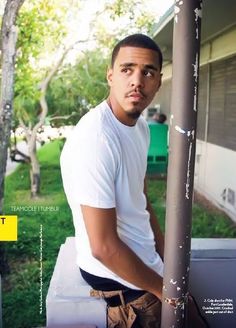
left=144, top=177, right=165, bottom=261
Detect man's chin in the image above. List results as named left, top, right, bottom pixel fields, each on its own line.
left=126, top=111, right=142, bottom=119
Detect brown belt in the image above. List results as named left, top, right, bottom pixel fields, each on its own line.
left=91, top=289, right=146, bottom=307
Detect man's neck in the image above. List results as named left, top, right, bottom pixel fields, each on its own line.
left=106, top=97, right=138, bottom=127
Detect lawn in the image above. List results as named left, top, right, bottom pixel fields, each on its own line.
left=147, top=179, right=236, bottom=238
left=2, top=140, right=236, bottom=328
left=2, top=140, right=73, bottom=328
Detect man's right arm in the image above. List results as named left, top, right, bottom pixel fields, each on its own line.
left=81, top=205, right=163, bottom=300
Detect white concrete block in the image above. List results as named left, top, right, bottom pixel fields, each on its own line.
left=46, top=237, right=106, bottom=328
left=191, top=238, right=236, bottom=258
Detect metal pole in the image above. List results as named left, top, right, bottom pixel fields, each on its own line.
left=161, top=1, right=202, bottom=327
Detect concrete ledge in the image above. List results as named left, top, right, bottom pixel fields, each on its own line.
left=46, top=237, right=106, bottom=328
left=191, top=238, right=236, bottom=258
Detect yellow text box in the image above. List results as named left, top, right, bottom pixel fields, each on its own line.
left=0, top=216, right=18, bottom=241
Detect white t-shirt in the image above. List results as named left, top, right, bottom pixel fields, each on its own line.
left=60, top=100, right=164, bottom=289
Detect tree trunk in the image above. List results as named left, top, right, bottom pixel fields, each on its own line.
left=28, top=135, right=40, bottom=198
left=0, top=0, right=25, bottom=275
left=24, top=44, right=74, bottom=198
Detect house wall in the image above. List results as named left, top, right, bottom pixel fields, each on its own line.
left=195, top=141, right=236, bottom=221
left=151, top=25, right=236, bottom=221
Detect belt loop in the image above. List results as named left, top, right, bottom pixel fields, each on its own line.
left=118, top=290, right=126, bottom=307
left=90, top=288, right=102, bottom=298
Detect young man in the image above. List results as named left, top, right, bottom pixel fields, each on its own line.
left=61, top=34, right=163, bottom=327
left=60, top=34, right=207, bottom=328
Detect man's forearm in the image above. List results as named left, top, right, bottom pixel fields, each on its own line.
left=93, top=237, right=163, bottom=300
left=81, top=204, right=163, bottom=299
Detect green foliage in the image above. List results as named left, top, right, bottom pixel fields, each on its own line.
left=104, top=0, right=155, bottom=32
left=93, top=0, right=156, bottom=52
left=14, top=0, right=70, bottom=124
left=3, top=140, right=73, bottom=328
left=47, top=49, right=109, bottom=125
left=10, top=0, right=159, bottom=128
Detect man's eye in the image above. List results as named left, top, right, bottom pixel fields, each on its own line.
left=144, top=70, right=153, bottom=77
left=121, top=68, right=130, bottom=73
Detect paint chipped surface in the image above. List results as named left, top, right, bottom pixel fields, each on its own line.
left=194, top=2, right=202, bottom=39
left=192, top=53, right=199, bottom=82
left=187, top=130, right=195, bottom=139
left=196, top=27, right=199, bottom=40
left=185, top=142, right=192, bottom=199
left=175, top=125, right=185, bottom=134
left=174, top=0, right=183, bottom=23
left=194, top=7, right=202, bottom=21
left=193, top=53, right=199, bottom=111
left=193, top=86, right=198, bottom=111
left=170, top=279, right=177, bottom=285
left=174, top=6, right=180, bottom=23
left=175, top=126, right=195, bottom=140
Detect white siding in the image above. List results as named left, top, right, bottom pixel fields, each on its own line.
left=195, top=141, right=236, bottom=222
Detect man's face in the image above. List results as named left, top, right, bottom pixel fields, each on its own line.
left=107, top=46, right=162, bottom=125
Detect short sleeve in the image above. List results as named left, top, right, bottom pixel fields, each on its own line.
left=61, top=131, right=118, bottom=209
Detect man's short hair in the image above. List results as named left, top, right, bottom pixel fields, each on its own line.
left=111, top=33, right=163, bottom=71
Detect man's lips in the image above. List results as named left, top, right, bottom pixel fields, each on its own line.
left=126, top=91, right=145, bottom=100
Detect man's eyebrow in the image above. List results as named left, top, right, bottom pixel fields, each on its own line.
left=144, top=64, right=158, bottom=71
left=120, top=63, right=136, bottom=68
left=119, top=63, right=158, bottom=71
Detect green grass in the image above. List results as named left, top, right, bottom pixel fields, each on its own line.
left=2, top=140, right=73, bottom=328
left=147, top=179, right=236, bottom=238
left=2, top=141, right=236, bottom=328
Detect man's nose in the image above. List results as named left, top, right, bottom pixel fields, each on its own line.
left=130, top=71, right=144, bottom=88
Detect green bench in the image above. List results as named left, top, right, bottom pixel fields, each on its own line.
left=147, top=122, right=168, bottom=175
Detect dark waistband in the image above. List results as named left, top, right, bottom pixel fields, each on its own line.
left=80, top=267, right=132, bottom=291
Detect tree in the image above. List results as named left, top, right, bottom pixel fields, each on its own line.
left=47, top=49, right=109, bottom=126
left=0, top=0, right=25, bottom=274
left=12, top=0, right=75, bottom=197
left=21, top=44, right=77, bottom=197
left=10, top=0, right=158, bottom=198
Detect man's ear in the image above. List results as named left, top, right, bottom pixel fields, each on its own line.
left=107, top=68, right=113, bottom=87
